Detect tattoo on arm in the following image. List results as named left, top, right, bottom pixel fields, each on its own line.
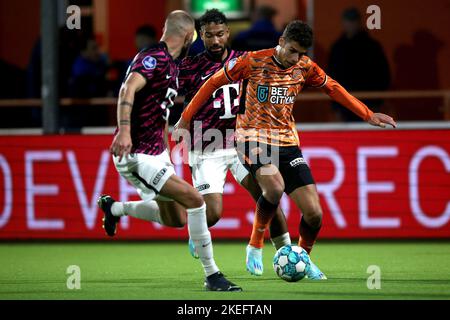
left=120, top=120, right=130, bottom=126
left=120, top=101, right=133, bottom=108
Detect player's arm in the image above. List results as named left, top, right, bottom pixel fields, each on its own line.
left=305, top=61, right=396, bottom=128
left=176, top=70, right=230, bottom=127
left=110, top=72, right=146, bottom=161
left=164, top=120, right=170, bottom=152
left=321, top=77, right=396, bottom=128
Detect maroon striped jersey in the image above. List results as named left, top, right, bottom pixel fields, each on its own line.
left=178, top=49, right=244, bottom=151
left=121, top=42, right=178, bottom=155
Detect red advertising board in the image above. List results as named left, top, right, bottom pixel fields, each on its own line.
left=0, top=129, right=449, bottom=239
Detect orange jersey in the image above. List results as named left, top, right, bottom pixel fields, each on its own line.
left=223, top=48, right=328, bottom=146
left=181, top=47, right=373, bottom=146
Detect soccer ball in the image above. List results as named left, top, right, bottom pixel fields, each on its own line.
left=273, top=245, right=311, bottom=282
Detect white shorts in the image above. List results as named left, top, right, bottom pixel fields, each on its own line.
left=113, top=151, right=175, bottom=201
left=188, top=148, right=249, bottom=195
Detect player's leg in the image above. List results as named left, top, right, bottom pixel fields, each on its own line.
left=187, top=193, right=222, bottom=259
left=288, top=185, right=323, bottom=254
left=280, top=146, right=326, bottom=279
left=237, top=141, right=285, bottom=246
left=98, top=153, right=164, bottom=236
left=99, top=151, right=191, bottom=236
left=243, top=165, right=284, bottom=275
left=232, top=155, right=291, bottom=251
left=189, top=151, right=229, bottom=227
left=156, top=200, right=186, bottom=228
left=239, top=173, right=291, bottom=250
left=203, top=194, right=223, bottom=227
left=239, top=174, right=290, bottom=276
left=159, top=174, right=241, bottom=291
left=288, top=185, right=326, bottom=280
left=187, top=150, right=229, bottom=258
left=236, top=142, right=285, bottom=275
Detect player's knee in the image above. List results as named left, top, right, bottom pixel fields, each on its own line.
left=304, top=208, right=323, bottom=228
left=184, top=188, right=204, bottom=209
left=262, top=186, right=284, bottom=204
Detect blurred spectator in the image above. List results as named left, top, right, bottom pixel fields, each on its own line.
left=135, top=25, right=157, bottom=51
left=25, top=28, right=83, bottom=127
left=327, top=7, right=391, bottom=122
left=232, top=5, right=282, bottom=51
left=69, top=37, right=108, bottom=98
left=0, top=59, right=28, bottom=128
left=187, top=20, right=205, bottom=57
left=0, top=59, right=25, bottom=99
left=111, top=25, right=158, bottom=96
left=27, top=27, right=83, bottom=99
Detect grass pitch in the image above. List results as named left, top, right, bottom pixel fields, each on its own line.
left=1, top=241, right=449, bottom=300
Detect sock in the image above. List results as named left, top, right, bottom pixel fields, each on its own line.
left=249, top=196, right=279, bottom=249
left=112, top=200, right=162, bottom=224
left=270, top=232, right=292, bottom=250
left=111, top=202, right=125, bottom=217
left=187, top=203, right=219, bottom=277
left=298, top=216, right=321, bottom=254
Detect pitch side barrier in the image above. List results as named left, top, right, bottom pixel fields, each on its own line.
left=0, top=122, right=449, bottom=239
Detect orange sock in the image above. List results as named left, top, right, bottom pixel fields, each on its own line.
left=249, top=196, right=279, bottom=249
left=298, top=216, right=321, bottom=254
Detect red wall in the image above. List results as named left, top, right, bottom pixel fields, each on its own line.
left=1, top=130, right=449, bottom=240
left=0, top=0, right=40, bottom=69
left=107, top=0, right=165, bottom=61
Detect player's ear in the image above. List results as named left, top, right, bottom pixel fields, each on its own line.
left=200, top=28, right=205, bottom=41
left=279, top=36, right=285, bottom=47
left=185, top=30, right=195, bottom=45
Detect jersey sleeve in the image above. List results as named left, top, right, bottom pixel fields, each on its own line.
left=223, top=52, right=252, bottom=82
left=126, top=51, right=159, bottom=82
left=321, top=76, right=374, bottom=121
left=305, top=60, right=328, bottom=88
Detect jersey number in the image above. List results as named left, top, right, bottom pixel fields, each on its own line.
left=160, top=88, right=178, bottom=110
left=160, top=88, right=178, bottom=120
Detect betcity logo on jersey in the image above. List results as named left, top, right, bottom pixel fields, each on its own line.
left=257, top=85, right=296, bottom=104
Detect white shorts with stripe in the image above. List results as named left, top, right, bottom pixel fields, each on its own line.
left=113, top=150, right=175, bottom=201
left=188, top=148, right=249, bottom=195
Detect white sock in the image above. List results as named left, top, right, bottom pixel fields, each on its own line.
left=187, top=203, right=219, bottom=277
left=270, top=232, right=292, bottom=250
left=111, top=202, right=125, bottom=217
left=112, top=200, right=162, bottom=224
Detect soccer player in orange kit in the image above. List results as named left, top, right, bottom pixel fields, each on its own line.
left=175, top=20, right=397, bottom=278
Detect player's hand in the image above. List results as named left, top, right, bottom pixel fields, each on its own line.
left=110, top=131, right=132, bottom=161
left=368, top=113, right=397, bottom=129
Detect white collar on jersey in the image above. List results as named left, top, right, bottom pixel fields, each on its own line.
left=273, top=46, right=283, bottom=65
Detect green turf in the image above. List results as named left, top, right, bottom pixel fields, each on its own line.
left=1, top=241, right=449, bottom=300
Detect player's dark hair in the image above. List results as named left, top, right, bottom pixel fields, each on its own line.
left=282, top=20, right=313, bottom=49
left=199, top=9, right=228, bottom=28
